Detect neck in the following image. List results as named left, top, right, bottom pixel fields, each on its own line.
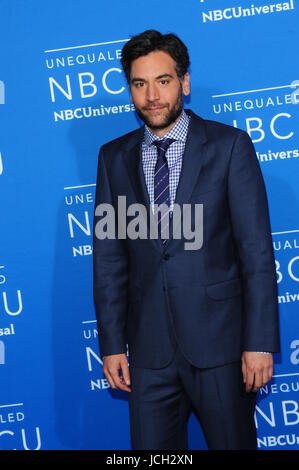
left=148, top=110, right=183, bottom=138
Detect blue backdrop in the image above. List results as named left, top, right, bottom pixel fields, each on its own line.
left=0, top=0, right=298, bottom=450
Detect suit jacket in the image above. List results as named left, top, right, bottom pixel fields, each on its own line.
left=93, top=109, right=280, bottom=369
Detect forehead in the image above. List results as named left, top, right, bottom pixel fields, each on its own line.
left=130, top=50, right=177, bottom=78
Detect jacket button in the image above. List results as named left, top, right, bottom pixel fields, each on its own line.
left=163, top=253, right=170, bottom=260
left=163, top=286, right=166, bottom=292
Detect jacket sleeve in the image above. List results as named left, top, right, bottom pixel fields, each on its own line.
left=92, top=145, right=129, bottom=359
left=227, top=130, right=280, bottom=353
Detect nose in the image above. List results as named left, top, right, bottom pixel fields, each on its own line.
left=146, top=82, right=160, bottom=102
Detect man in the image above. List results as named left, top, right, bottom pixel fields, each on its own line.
left=93, top=30, right=280, bottom=450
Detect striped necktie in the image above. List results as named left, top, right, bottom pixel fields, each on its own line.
left=152, top=138, right=175, bottom=244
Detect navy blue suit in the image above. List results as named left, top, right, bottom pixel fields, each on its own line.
left=93, top=109, right=280, bottom=449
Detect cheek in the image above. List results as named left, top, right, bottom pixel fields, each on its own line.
left=131, top=90, right=145, bottom=106
left=166, top=86, right=181, bottom=103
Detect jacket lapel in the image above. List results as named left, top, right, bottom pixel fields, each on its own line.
left=123, top=128, right=164, bottom=253
left=169, top=110, right=208, bottom=246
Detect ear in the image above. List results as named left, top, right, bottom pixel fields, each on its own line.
left=182, top=72, right=190, bottom=96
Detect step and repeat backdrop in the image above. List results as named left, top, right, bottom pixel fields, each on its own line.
left=0, top=0, right=298, bottom=450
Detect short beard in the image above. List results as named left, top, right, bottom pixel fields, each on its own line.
left=134, top=84, right=183, bottom=131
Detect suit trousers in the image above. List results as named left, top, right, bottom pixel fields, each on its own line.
left=128, top=343, right=257, bottom=450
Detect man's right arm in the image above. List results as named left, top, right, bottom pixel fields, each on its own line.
left=93, top=145, right=131, bottom=391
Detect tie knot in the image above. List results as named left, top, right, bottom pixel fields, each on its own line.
left=152, top=138, right=175, bottom=155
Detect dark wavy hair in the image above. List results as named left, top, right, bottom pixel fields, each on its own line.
left=121, top=30, right=190, bottom=85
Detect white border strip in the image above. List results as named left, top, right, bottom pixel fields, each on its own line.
left=212, top=84, right=295, bottom=98
left=0, top=403, right=23, bottom=408
left=64, top=184, right=96, bottom=190
left=272, top=229, right=299, bottom=235
left=44, top=38, right=128, bottom=54
left=273, top=373, right=299, bottom=378
left=82, top=320, right=97, bottom=324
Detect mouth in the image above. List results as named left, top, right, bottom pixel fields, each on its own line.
left=145, top=105, right=166, bottom=112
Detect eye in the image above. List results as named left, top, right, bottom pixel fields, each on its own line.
left=160, top=79, right=169, bottom=86
left=135, top=82, right=144, bottom=88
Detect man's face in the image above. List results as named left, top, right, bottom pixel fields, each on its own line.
left=129, top=50, right=190, bottom=136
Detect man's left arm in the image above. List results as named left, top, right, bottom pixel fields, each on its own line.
left=227, top=130, right=280, bottom=392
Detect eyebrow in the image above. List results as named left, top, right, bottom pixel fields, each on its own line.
left=131, top=73, right=175, bottom=84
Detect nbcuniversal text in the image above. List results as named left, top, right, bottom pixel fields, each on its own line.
left=94, top=197, right=203, bottom=251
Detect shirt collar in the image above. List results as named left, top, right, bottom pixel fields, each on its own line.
left=144, top=108, right=190, bottom=147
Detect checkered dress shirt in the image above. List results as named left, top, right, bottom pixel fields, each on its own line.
left=142, top=109, right=190, bottom=214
